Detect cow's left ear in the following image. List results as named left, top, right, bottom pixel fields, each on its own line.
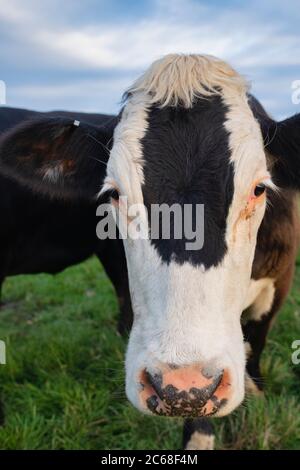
left=249, top=95, right=300, bottom=190
left=0, top=117, right=116, bottom=200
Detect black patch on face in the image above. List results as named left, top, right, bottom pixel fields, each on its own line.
left=141, top=95, right=234, bottom=268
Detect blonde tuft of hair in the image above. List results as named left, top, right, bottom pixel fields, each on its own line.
left=125, top=53, right=249, bottom=108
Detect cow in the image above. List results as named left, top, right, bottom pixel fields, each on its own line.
left=0, top=54, right=300, bottom=450
left=0, top=107, right=133, bottom=336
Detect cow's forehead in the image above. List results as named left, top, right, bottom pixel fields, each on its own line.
left=141, top=94, right=231, bottom=205
left=110, top=54, right=265, bottom=195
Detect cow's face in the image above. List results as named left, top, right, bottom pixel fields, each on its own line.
left=102, top=55, right=274, bottom=417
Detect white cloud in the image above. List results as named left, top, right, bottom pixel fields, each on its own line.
left=1, top=0, right=299, bottom=71
left=0, top=0, right=299, bottom=116
left=0, top=0, right=32, bottom=23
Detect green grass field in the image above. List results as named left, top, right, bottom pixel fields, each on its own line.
left=0, top=255, right=300, bottom=450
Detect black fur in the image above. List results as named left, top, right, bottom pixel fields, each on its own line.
left=248, top=95, right=300, bottom=190
left=0, top=115, right=118, bottom=200
left=0, top=106, right=116, bottom=133
left=141, top=95, right=234, bottom=268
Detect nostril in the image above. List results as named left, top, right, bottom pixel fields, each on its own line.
left=189, top=369, right=224, bottom=404
left=202, top=365, right=223, bottom=380
left=139, top=369, right=168, bottom=416
left=145, top=370, right=164, bottom=399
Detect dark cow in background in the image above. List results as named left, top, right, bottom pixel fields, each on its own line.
left=0, top=107, right=133, bottom=335
left=1, top=54, right=300, bottom=450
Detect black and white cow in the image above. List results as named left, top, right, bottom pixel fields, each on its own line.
left=1, top=54, right=300, bottom=449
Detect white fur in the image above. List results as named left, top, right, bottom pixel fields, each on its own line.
left=42, top=164, right=64, bottom=183
left=185, top=432, right=215, bottom=450
left=243, top=278, right=275, bottom=321
left=126, top=53, right=248, bottom=108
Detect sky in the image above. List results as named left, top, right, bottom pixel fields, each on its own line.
left=0, top=0, right=299, bottom=119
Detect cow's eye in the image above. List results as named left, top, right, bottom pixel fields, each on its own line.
left=107, top=188, right=120, bottom=201
left=253, top=183, right=266, bottom=197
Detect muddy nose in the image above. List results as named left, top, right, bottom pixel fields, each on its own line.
left=139, top=364, right=231, bottom=417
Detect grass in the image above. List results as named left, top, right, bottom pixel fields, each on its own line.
left=0, top=255, right=300, bottom=450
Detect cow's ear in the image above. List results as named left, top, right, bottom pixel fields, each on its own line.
left=265, top=113, right=300, bottom=190
left=0, top=117, right=115, bottom=200
left=249, top=95, right=300, bottom=190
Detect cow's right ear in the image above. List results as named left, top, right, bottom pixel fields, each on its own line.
left=0, top=117, right=116, bottom=200
left=249, top=95, right=300, bottom=190
left=264, top=113, right=300, bottom=190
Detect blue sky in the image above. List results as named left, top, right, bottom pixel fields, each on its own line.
left=0, top=0, right=299, bottom=119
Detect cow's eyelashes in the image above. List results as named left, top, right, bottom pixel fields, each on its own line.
left=106, top=188, right=120, bottom=201
left=253, top=183, right=266, bottom=197
left=98, top=180, right=120, bottom=201
left=100, top=186, right=120, bottom=202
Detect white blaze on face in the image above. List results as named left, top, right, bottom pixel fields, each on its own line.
left=103, top=55, right=272, bottom=417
